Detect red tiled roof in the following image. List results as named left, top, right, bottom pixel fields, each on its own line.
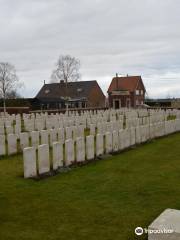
left=108, top=76, right=145, bottom=93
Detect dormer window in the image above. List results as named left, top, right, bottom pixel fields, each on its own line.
left=77, top=88, right=82, bottom=92
left=45, top=89, right=50, bottom=94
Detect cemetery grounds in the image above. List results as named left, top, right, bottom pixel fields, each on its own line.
left=0, top=128, right=180, bottom=239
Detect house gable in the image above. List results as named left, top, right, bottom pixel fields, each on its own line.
left=135, top=77, right=146, bottom=93
left=35, top=80, right=105, bottom=108
left=87, top=81, right=105, bottom=107
left=108, top=75, right=146, bottom=108
left=108, top=76, right=143, bottom=93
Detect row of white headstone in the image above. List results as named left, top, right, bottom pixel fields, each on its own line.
left=0, top=109, right=178, bottom=135
left=0, top=125, right=85, bottom=156
left=1, top=117, right=180, bottom=157
left=0, top=110, right=177, bottom=138
left=0, top=108, right=179, bottom=122
left=23, top=118, right=180, bottom=178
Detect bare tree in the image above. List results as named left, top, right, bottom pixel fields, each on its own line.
left=51, top=55, right=80, bottom=83
left=0, top=62, right=20, bottom=114
left=6, top=90, right=21, bottom=99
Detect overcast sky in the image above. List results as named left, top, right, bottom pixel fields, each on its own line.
left=0, top=0, right=180, bottom=98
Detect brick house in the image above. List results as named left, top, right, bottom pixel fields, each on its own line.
left=108, top=75, right=146, bottom=108
left=35, top=80, right=105, bottom=110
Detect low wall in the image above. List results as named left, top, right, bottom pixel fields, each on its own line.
left=0, top=107, right=30, bottom=114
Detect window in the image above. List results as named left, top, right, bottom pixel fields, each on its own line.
left=45, top=89, right=50, bottom=94
left=77, top=88, right=82, bottom=92
left=136, top=90, right=139, bottom=95
left=136, top=100, right=139, bottom=106
left=141, top=90, right=144, bottom=95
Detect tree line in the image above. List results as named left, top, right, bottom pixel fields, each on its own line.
left=0, top=55, right=81, bottom=114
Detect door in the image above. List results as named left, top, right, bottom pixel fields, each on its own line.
left=113, top=99, right=121, bottom=109
left=115, top=100, right=119, bottom=109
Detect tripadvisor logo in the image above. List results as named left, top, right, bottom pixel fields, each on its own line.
left=135, top=227, right=143, bottom=236
left=135, top=226, right=174, bottom=236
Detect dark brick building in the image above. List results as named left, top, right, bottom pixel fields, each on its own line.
left=35, top=80, right=105, bottom=110
left=108, top=75, right=146, bottom=108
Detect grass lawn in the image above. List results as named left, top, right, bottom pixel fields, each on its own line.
left=1, top=133, right=180, bottom=240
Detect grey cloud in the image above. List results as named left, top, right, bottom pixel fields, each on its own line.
left=0, top=0, right=180, bottom=98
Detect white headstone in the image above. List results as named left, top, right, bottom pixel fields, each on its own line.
left=149, top=124, right=155, bottom=139
left=96, top=134, right=104, bottom=156
left=86, top=135, right=94, bottom=160
left=6, top=126, right=14, bottom=135
left=123, top=129, right=131, bottom=149
left=102, top=122, right=107, bottom=134
left=65, top=127, right=72, bottom=140
left=49, top=129, right=57, bottom=146
left=65, top=139, right=74, bottom=166
left=175, top=119, right=180, bottom=132
left=97, top=122, right=103, bottom=134
left=30, top=131, right=39, bottom=149
left=106, top=122, right=112, bottom=133
left=135, top=126, right=141, bottom=144
left=0, top=135, right=6, bottom=156
left=23, top=147, right=37, bottom=178
left=52, top=142, right=63, bottom=170
left=148, top=209, right=180, bottom=240
left=77, top=125, right=84, bottom=137
left=76, top=137, right=85, bottom=163
left=90, top=124, right=95, bottom=136
left=165, top=121, right=170, bottom=135
left=118, top=130, right=125, bottom=150
left=20, top=132, right=29, bottom=150
left=0, top=126, right=5, bottom=135
left=119, top=120, right=124, bottom=129
left=72, top=126, right=78, bottom=140
left=140, top=125, right=148, bottom=142
left=57, top=128, right=65, bottom=143
left=7, top=134, right=17, bottom=155
left=130, top=127, right=136, bottom=146
left=112, top=130, right=119, bottom=152
left=14, top=124, right=21, bottom=138
left=112, top=121, right=118, bottom=132
left=38, top=144, right=50, bottom=174
left=40, top=130, right=49, bottom=145
left=105, top=132, right=112, bottom=154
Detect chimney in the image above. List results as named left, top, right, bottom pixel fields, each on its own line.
left=127, top=74, right=129, bottom=77
left=44, top=80, right=46, bottom=85
left=116, top=75, right=118, bottom=89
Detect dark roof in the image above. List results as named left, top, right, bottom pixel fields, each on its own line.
left=36, top=80, right=103, bottom=100
left=145, top=98, right=173, bottom=103
left=108, top=76, right=145, bottom=93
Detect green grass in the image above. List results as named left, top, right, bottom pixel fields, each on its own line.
left=167, top=115, right=176, bottom=120
left=1, top=133, right=180, bottom=240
